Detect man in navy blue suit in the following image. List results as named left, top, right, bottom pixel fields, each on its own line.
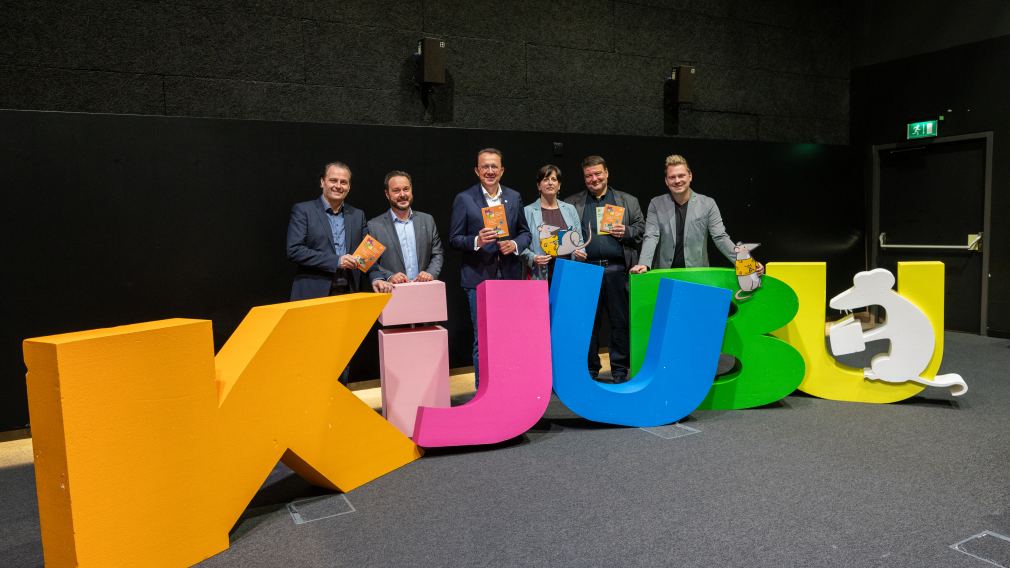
left=287, top=161, right=374, bottom=300
left=286, top=161, right=385, bottom=383
left=448, top=148, right=532, bottom=385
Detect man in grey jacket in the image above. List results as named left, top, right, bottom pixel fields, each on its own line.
left=367, top=170, right=444, bottom=292
left=566, top=155, right=645, bottom=383
left=631, top=154, right=752, bottom=273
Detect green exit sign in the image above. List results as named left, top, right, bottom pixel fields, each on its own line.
left=907, top=120, right=938, bottom=139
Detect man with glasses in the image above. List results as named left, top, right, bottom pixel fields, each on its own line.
left=448, top=148, right=532, bottom=386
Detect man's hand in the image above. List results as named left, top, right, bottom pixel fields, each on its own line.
left=477, top=227, right=499, bottom=247
left=573, top=249, right=587, bottom=261
left=389, top=272, right=409, bottom=284
left=629, top=264, right=649, bottom=274
left=371, top=279, right=393, bottom=293
left=414, top=271, right=434, bottom=282
left=755, top=261, right=765, bottom=275
left=609, top=222, right=626, bottom=239
left=339, top=254, right=359, bottom=270
left=498, top=239, right=517, bottom=255
left=534, top=255, right=551, bottom=266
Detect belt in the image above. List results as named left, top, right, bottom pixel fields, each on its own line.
left=586, top=259, right=609, bottom=266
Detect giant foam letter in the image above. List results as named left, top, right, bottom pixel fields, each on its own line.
left=769, top=261, right=961, bottom=402
left=630, top=268, right=804, bottom=410
left=551, top=260, right=731, bottom=426
left=23, top=294, right=422, bottom=567
left=378, top=281, right=451, bottom=437
left=412, top=280, right=552, bottom=446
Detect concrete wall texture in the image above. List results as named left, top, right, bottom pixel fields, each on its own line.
left=0, top=0, right=851, bottom=143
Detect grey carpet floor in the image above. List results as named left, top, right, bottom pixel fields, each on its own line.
left=3, top=331, right=1010, bottom=567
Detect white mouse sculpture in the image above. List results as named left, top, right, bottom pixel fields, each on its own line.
left=828, top=268, right=967, bottom=396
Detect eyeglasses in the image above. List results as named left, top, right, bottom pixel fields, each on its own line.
left=478, top=165, right=501, bottom=172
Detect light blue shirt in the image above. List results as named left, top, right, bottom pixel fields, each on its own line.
left=390, top=209, right=419, bottom=280
left=321, top=196, right=346, bottom=256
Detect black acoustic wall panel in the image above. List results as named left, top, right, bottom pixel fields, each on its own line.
left=0, top=110, right=860, bottom=432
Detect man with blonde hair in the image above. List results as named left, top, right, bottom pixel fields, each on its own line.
left=630, top=154, right=743, bottom=273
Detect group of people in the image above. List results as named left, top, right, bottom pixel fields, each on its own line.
left=286, top=149, right=747, bottom=385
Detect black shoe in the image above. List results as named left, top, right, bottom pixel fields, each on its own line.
left=611, top=374, right=629, bottom=384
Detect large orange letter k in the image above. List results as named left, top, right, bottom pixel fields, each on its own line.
left=23, top=294, right=422, bottom=567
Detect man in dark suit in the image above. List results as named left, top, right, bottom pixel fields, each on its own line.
left=566, top=155, right=645, bottom=383
left=287, top=161, right=373, bottom=300
left=286, top=161, right=380, bottom=384
left=366, top=170, right=444, bottom=290
left=448, top=148, right=532, bottom=384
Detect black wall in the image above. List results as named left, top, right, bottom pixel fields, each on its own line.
left=0, top=0, right=851, bottom=143
left=853, top=0, right=1010, bottom=67
left=0, top=0, right=865, bottom=432
left=0, top=110, right=860, bottom=432
left=851, top=33, right=1010, bottom=336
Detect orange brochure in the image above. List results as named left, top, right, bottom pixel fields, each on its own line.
left=352, top=234, right=386, bottom=273
left=482, top=204, right=509, bottom=238
left=599, top=204, right=625, bottom=234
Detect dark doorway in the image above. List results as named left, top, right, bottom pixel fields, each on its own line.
left=872, top=133, right=992, bottom=334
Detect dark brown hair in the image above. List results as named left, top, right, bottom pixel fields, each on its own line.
left=581, top=155, right=607, bottom=170
left=384, top=170, right=412, bottom=188
left=536, top=164, right=562, bottom=184
left=476, top=147, right=503, bottom=162
left=320, top=161, right=351, bottom=179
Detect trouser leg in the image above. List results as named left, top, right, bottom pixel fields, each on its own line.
left=465, top=287, right=479, bottom=388
left=602, top=263, right=630, bottom=378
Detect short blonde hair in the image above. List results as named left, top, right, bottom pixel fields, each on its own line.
left=664, top=154, right=690, bottom=172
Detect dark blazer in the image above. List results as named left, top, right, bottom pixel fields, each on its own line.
left=565, top=186, right=645, bottom=268
left=365, top=209, right=444, bottom=282
left=448, top=184, right=532, bottom=289
left=286, top=197, right=367, bottom=300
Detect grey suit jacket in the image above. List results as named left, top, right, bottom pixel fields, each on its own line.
left=638, top=191, right=736, bottom=269
left=365, top=209, right=444, bottom=282
left=565, top=187, right=645, bottom=268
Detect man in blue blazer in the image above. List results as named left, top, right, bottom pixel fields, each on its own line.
left=448, top=148, right=532, bottom=384
left=286, top=162, right=379, bottom=384
left=287, top=161, right=371, bottom=301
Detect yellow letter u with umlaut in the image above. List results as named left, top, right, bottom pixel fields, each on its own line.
left=23, top=293, right=422, bottom=567
left=768, top=261, right=948, bottom=403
